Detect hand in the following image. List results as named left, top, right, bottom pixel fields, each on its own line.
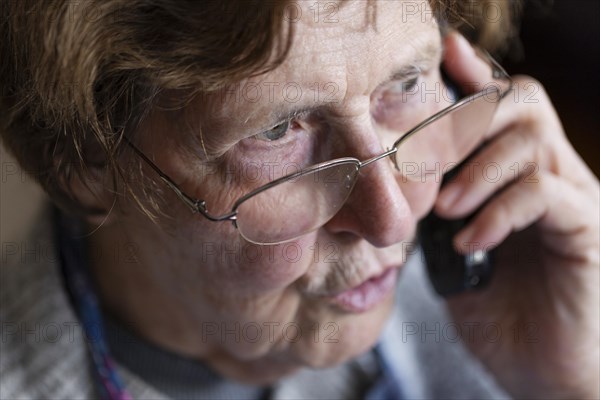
left=435, top=32, right=600, bottom=399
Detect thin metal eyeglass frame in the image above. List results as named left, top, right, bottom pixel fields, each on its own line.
left=125, top=50, right=514, bottom=233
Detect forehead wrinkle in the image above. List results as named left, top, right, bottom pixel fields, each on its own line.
left=191, top=0, right=441, bottom=148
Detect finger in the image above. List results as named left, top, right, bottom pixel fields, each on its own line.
left=486, top=76, right=562, bottom=142
left=443, top=32, right=495, bottom=95
left=443, top=31, right=516, bottom=144
left=452, top=171, right=593, bottom=255
left=435, top=126, right=544, bottom=219
left=483, top=75, right=596, bottom=191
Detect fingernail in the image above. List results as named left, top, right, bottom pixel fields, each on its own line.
left=455, top=224, right=476, bottom=246
left=450, top=32, right=476, bottom=58
left=453, top=32, right=470, bottom=47
left=436, top=185, right=463, bottom=211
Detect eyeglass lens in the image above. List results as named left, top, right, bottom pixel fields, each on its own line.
left=235, top=161, right=360, bottom=245
left=394, top=88, right=501, bottom=181
left=235, top=86, right=502, bottom=245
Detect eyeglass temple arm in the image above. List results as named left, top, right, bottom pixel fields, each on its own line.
left=122, top=137, right=236, bottom=222
left=477, top=48, right=515, bottom=98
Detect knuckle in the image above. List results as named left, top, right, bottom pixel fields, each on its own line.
left=528, top=171, right=551, bottom=196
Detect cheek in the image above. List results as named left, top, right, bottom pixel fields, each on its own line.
left=230, top=234, right=319, bottom=291
left=148, top=127, right=319, bottom=294
left=395, top=117, right=454, bottom=219
left=398, top=178, right=440, bottom=219
left=183, top=209, right=317, bottom=295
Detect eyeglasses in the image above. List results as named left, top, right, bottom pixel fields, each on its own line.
left=126, top=50, right=513, bottom=245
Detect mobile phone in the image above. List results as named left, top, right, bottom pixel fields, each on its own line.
left=418, top=71, right=494, bottom=297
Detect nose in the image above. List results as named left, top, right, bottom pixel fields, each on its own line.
left=323, top=117, right=416, bottom=248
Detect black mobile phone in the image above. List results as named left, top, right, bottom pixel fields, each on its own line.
left=418, top=71, right=494, bottom=297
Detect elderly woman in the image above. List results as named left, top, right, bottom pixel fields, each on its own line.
left=1, top=0, right=598, bottom=399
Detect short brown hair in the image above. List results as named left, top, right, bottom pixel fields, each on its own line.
left=0, top=0, right=520, bottom=217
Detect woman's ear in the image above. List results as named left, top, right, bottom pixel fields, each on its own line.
left=63, top=166, right=119, bottom=228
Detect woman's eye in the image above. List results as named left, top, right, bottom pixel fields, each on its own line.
left=260, top=120, right=291, bottom=141
left=371, top=75, right=426, bottom=125
left=388, top=76, right=420, bottom=94
left=237, top=114, right=315, bottom=167
left=402, top=77, right=419, bottom=92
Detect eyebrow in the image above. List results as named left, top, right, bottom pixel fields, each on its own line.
left=380, top=40, right=443, bottom=87
left=268, top=105, right=321, bottom=128
left=259, top=40, right=442, bottom=131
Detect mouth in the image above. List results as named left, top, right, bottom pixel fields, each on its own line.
left=326, top=267, right=399, bottom=313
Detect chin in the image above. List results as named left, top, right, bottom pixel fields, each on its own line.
left=207, top=283, right=396, bottom=385
left=290, top=288, right=396, bottom=370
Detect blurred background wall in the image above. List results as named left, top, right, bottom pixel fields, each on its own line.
left=504, top=0, right=600, bottom=176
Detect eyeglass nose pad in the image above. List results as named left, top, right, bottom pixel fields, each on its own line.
left=344, top=172, right=354, bottom=190
left=388, top=147, right=400, bottom=171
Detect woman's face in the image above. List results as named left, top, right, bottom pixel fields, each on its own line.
left=109, top=0, right=449, bottom=383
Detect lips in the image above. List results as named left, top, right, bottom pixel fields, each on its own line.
left=327, top=267, right=399, bottom=313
